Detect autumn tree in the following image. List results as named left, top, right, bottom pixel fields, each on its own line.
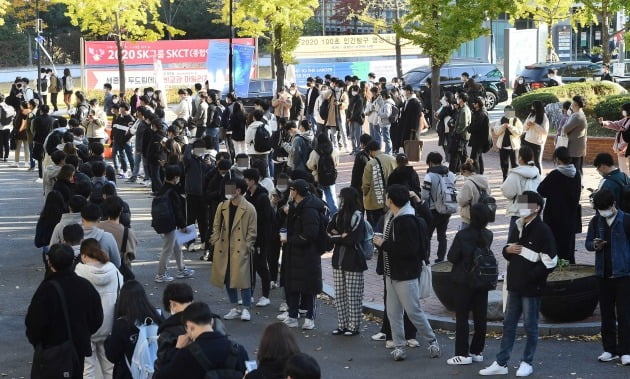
left=573, top=0, right=626, bottom=64
left=223, top=0, right=319, bottom=91
left=0, top=0, right=9, bottom=26
left=59, top=0, right=183, bottom=93
left=512, top=0, right=573, bottom=62
left=395, top=0, right=512, bottom=126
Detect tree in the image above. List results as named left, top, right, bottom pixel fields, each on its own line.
left=303, top=17, right=322, bottom=36
left=331, top=0, right=362, bottom=32
left=0, top=0, right=9, bottom=26
left=573, top=0, right=626, bottom=64
left=512, top=0, right=574, bottom=62
left=160, top=0, right=229, bottom=40
left=59, top=0, right=183, bottom=93
left=223, top=0, right=319, bottom=91
left=395, top=0, right=512, bottom=126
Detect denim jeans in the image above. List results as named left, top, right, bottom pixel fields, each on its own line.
left=351, top=121, right=363, bottom=152
left=225, top=264, right=252, bottom=307
left=385, top=277, right=436, bottom=348
left=381, top=126, right=392, bottom=154
left=131, top=152, right=143, bottom=179
left=112, top=142, right=134, bottom=172
left=321, top=184, right=338, bottom=214
left=370, top=123, right=382, bottom=146
left=206, top=127, right=220, bottom=152
left=496, top=292, right=541, bottom=366
left=329, top=126, right=348, bottom=151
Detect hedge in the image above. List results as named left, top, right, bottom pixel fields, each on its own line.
left=84, top=88, right=181, bottom=106
left=594, top=94, right=630, bottom=121
left=512, top=81, right=627, bottom=119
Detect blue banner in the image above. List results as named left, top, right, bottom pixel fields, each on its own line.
left=206, top=41, right=255, bottom=98
left=232, top=44, right=255, bottom=98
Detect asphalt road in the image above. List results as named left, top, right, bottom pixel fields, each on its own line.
left=0, top=145, right=629, bottom=378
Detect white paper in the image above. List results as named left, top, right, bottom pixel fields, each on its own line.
left=175, top=224, right=198, bottom=246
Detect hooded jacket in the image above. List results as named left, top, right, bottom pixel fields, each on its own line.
left=245, top=120, right=272, bottom=154
left=362, top=151, right=397, bottom=211
left=43, top=164, right=62, bottom=197
left=500, top=164, right=541, bottom=217
left=306, top=140, right=338, bottom=184
left=75, top=262, right=123, bottom=342
left=457, top=174, right=491, bottom=224
left=83, top=226, right=122, bottom=268
left=49, top=212, right=82, bottom=247
left=381, top=203, right=427, bottom=281
left=283, top=131, right=313, bottom=171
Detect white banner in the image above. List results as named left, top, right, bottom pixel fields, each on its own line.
left=86, top=68, right=208, bottom=91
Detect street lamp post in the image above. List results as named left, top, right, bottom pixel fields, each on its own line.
left=27, top=0, right=46, bottom=98
left=228, top=0, right=234, bottom=94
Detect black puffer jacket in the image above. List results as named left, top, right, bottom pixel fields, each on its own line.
left=328, top=211, right=368, bottom=272
left=284, top=194, right=324, bottom=293
left=447, top=226, right=494, bottom=285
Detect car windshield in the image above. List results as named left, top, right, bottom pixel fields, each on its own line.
left=402, top=70, right=429, bottom=85
left=519, top=67, right=545, bottom=81
left=249, top=81, right=263, bottom=93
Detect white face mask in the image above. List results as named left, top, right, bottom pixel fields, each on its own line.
left=276, top=185, right=288, bottom=192
left=623, top=110, right=628, bottom=117
left=290, top=90, right=296, bottom=95
left=599, top=208, right=615, bottom=218
left=440, top=98, right=448, bottom=106
left=193, top=148, right=205, bottom=156
left=351, top=91, right=358, bottom=97
left=518, top=79, right=524, bottom=84
left=225, top=194, right=234, bottom=200
left=518, top=208, right=533, bottom=217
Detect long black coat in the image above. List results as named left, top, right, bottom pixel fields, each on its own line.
left=283, top=195, right=324, bottom=294
left=399, top=97, right=422, bottom=142
left=537, top=168, right=581, bottom=261
left=468, top=108, right=490, bottom=149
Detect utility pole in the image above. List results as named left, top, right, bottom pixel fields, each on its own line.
left=35, top=0, right=42, bottom=98
left=229, top=0, right=234, bottom=94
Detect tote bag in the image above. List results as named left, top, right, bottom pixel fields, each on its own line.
left=419, top=261, right=432, bottom=299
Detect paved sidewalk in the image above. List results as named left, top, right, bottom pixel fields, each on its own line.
left=324, top=131, right=603, bottom=333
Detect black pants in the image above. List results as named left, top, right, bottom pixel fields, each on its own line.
left=186, top=194, right=208, bottom=245
left=148, top=163, right=163, bottom=193
left=454, top=284, right=488, bottom=356
left=522, top=140, right=542, bottom=174
left=391, top=122, right=402, bottom=154
left=366, top=209, right=384, bottom=230
left=599, top=276, right=630, bottom=356
left=249, top=153, right=269, bottom=177
left=380, top=275, right=417, bottom=339
left=251, top=247, right=271, bottom=298
left=287, top=291, right=316, bottom=319
left=499, top=148, right=517, bottom=181
left=0, top=129, right=9, bottom=159
left=571, top=156, right=584, bottom=176
left=429, top=211, right=450, bottom=262
left=50, top=92, right=59, bottom=111
left=449, top=136, right=468, bottom=174
left=469, top=145, right=485, bottom=174
left=268, top=234, right=281, bottom=282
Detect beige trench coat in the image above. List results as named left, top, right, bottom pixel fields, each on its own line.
left=210, top=196, right=257, bottom=289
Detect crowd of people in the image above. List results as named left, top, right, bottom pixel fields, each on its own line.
left=2, top=69, right=629, bottom=378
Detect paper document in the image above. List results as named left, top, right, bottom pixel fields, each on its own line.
left=175, top=224, right=198, bottom=246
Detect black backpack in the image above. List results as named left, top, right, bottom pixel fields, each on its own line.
left=470, top=180, right=497, bottom=222
left=607, top=176, right=630, bottom=214
left=319, top=99, right=330, bottom=123
left=317, top=152, right=337, bottom=186
left=208, top=104, right=224, bottom=129
left=388, top=104, right=399, bottom=124
left=89, top=180, right=105, bottom=205
left=0, top=104, right=15, bottom=126
left=38, top=76, right=49, bottom=92
left=468, top=244, right=498, bottom=290
left=187, top=340, right=244, bottom=379
left=253, top=123, right=272, bottom=152
left=151, top=190, right=176, bottom=234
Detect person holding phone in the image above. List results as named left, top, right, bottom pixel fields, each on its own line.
left=585, top=188, right=630, bottom=365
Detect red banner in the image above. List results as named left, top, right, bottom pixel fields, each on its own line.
left=85, top=38, right=255, bottom=66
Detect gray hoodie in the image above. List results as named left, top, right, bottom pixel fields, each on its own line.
left=500, top=164, right=541, bottom=217
left=83, top=226, right=121, bottom=268
left=49, top=212, right=83, bottom=247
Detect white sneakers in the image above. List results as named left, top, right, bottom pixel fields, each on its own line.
left=276, top=311, right=290, bottom=321
left=278, top=302, right=288, bottom=312
left=256, top=297, right=270, bottom=307
left=598, top=351, right=619, bottom=362
left=407, top=339, right=420, bottom=348
left=515, top=362, right=533, bottom=377
left=371, top=332, right=386, bottom=341
left=479, top=361, right=508, bottom=376
left=470, top=354, right=484, bottom=362
left=302, top=318, right=315, bottom=330
left=385, top=340, right=395, bottom=349
left=446, top=356, right=472, bottom=365
left=224, top=308, right=250, bottom=321
left=283, top=317, right=299, bottom=328
left=622, top=355, right=630, bottom=365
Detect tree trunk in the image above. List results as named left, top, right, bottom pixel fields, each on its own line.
left=395, top=35, right=402, bottom=79
left=547, top=23, right=554, bottom=61
left=274, top=25, right=285, bottom=92
left=601, top=8, right=611, bottom=64
left=115, top=11, right=126, bottom=95
left=430, top=63, right=441, bottom=128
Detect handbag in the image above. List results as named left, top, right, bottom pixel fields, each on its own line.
left=31, top=281, right=80, bottom=379
left=556, top=134, right=569, bottom=148
left=418, top=261, right=432, bottom=299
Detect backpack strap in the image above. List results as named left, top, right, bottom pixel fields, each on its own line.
left=121, top=226, right=129, bottom=256
left=469, top=180, right=485, bottom=203
left=188, top=341, right=215, bottom=371
left=50, top=281, right=79, bottom=362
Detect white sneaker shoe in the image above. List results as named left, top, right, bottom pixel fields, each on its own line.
left=428, top=340, right=441, bottom=358
left=371, top=332, right=386, bottom=341
left=385, top=340, right=395, bottom=349
left=240, top=308, right=251, bottom=321
left=35, top=178, right=43, bottom=183
left=283, top=317, right=298, bottom=328
left=256, top=297, right=270, bottom=307
left=479, top=361, right=508, bottom=376
left=406, top=339, right=420, bottom=348
left=302, top=318, right=315, bottom=330
left=391, top=347, right=406, bottom=361
left=446, top=356, right=472, bottom=365
left=276, top=311, right=289, bottom=321
left=223, top=308, right=242, bottom=320
left=278, top=302, right=288, bottom=312
left=515, top=361, right=533, bottom=377
left=598, top=351, right=619, bottom=362
left=154, top=273, right=174, bottom=283
left=470, top=354, right=484, bottom=362
left=621, top=355, right=630, bottom=365
left=270, top=281, right=279, bottom=289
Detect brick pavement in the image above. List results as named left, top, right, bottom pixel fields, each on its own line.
left=322, top=131, right=604, bottom=323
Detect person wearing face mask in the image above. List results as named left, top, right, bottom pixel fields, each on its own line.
left=154, top=165, right=195, bottom=283
left=211, top=178, right=258, bottom=322
left=555, top=101, right=572, bottom=143
left=398, top=85, right=423, bottom=155
left=599, top=102, right=630, bottom=175
left=435, top=92, right=455, bottom=163
left=183, top=140, right=212, bottom=254
left=512, top=76, right=530, bottom=99
left=272, top=87, right=292, bottom=120
left=347, top=85, right=366, bottom=154
left=288, top=84, right=304, bottom=121
left=585, top=189, right=630, bottom=366
left=268, top=173, right=291, bottom=290
left=468, top=96, right=490, bottom=174
left=480, top=191, right=557, bottom=377
left=560, top=95, right=587, bottom=175
left=449, top=92, right=471, bottom=174
left=594, top=153, right=630, bottom=212
left=537, top=147, right=581, bottom=263
left=522, top=100, right=549, bottom=174
left=493, top=106, right=523, bottom=181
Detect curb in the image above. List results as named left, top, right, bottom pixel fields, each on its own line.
left=322, top=283, right=601, bottom=336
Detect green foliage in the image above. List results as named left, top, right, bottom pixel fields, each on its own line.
left=594, top=94, right=630, bottom=121
left=160, top=0, right=229, bottom=40
left=0, top=0, right=9, bottom=26
left=512, top=92, right=560, bottom=119
left=572, top=1, right=626, bottom=63
left=303, top=17, right=322, bottom=36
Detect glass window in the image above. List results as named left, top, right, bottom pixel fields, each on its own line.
left=449, top=67, right=471, bottom=81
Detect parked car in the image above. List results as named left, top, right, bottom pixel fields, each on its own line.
left=402, top=63, right=509, bottom=110
left=219, top=79, right=276, bottom=111
left=517, top=61, right=602, bottom=89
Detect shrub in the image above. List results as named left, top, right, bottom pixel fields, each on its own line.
left=83, top=87, right=181, bottom=106
left=512, top=92, right=559, bottom=119
left=594, top=94, right=630, bottom=121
